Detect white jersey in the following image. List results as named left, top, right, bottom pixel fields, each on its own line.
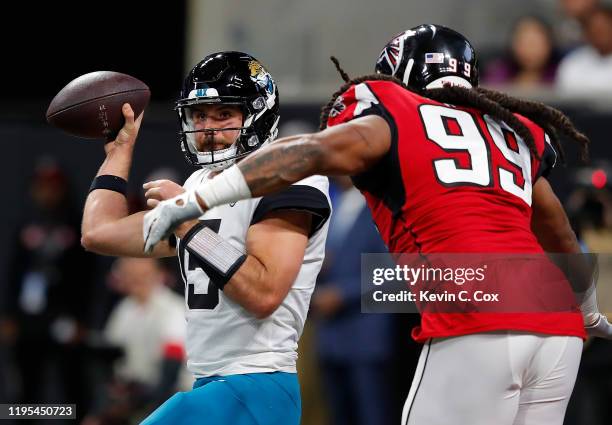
left=178, top=168, right=330, bottom=378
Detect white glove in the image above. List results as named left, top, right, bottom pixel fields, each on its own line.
left=143, top=190, right=203, bottom=254
left=584, top=313, right=612, bottom=339
left=577, top=283, right=612, bottom=339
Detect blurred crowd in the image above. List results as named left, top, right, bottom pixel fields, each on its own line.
left=481, top=0, right=612, bottom=95
left=2, top=1, right=612, bottom=424
left=0, top=159, right=192, bottom=425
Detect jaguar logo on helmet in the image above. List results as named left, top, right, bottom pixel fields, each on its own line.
left=248, top=60, right=263, bottom=76
left=248, top=60, right=275, bottom=95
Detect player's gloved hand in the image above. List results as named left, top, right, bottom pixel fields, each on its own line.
left=584, top=313, right=612, bottom=339
left=143, top=190, right=203, bottom=254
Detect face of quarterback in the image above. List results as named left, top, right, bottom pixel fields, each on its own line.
left=189, top=104, right=243, bottom=152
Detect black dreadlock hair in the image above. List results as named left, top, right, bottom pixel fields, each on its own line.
left=321, top=57, right=590, bottom=164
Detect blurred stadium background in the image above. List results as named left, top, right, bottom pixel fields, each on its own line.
left=1, top=0, right=612, bottom=423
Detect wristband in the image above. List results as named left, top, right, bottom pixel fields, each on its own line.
left=195, top=165, right=251, bottom=209
left=89, top=175, right=128, bottom=196
left=183, top=223, right=246, bottom=289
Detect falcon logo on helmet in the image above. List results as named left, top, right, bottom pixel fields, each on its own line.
left=376, top=30, right=415, bottom=76
left=176, top=51, right=280, bottom=170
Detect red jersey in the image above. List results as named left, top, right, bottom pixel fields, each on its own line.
left=327, top=80, right=585, bottom=341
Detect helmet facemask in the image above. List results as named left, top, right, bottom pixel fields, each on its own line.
left=178, top=100, right=247, bottom=171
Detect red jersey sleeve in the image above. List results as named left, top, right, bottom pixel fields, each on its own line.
left=325, top=81, right=408, bottom=217
left=326, top=81, right=398, bottom=132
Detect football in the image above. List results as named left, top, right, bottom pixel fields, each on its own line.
left=46, top=71, right=150, bottom=140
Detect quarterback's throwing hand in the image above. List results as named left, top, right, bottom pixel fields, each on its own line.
left=143, top=190, right=203, bottom=253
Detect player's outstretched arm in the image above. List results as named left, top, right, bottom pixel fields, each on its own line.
left=82, top=104, right=175, bottom=258
left=142, top=115, right=390, bottom=253
left=235, top=114, right=391, bottom=197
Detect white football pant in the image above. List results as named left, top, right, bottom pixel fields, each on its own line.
left=402, top=332, right=583, bottom=425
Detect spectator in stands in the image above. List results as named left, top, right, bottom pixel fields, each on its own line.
left=561, top=0, right=599, bottom=22
left=483, top=15, right=561, bottom=87
left=84, top=257, right=189, bottom=425
left=556, top=0, right=599, bottom=47
left=556, top=6, right=612, bottom=94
